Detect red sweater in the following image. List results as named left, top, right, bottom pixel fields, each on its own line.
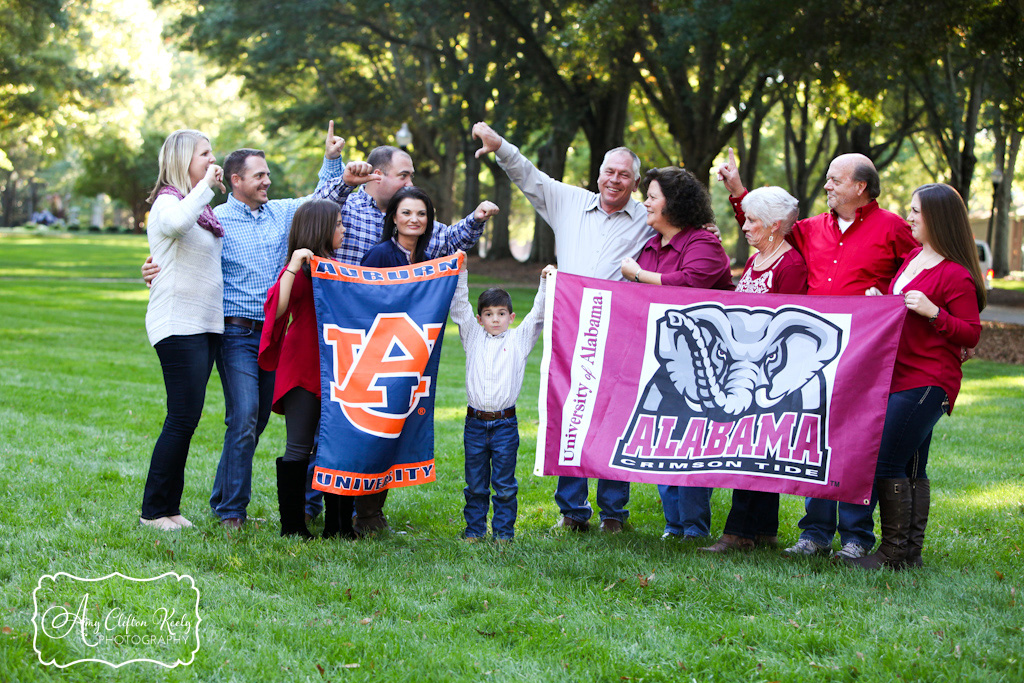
left=888, top=249, right=981, bottom=412
left=736, top=248, right=808, bottom=295
left=731, top=194, right=918, bottom=295
left=257, top=266, right=321, bottom=414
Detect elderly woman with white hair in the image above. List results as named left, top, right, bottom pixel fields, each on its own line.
left=701, top=185, right=809, bottom=553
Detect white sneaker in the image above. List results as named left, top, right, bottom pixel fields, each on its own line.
left=783, top=538, right=830, bottom=556
left=835, top=542, right=870, bottom=559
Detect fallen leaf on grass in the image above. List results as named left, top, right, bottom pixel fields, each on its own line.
left=476, top=629, right=496, bottom=637
left=604, top=582, right=617, bottom=591
left=788, top=620, right=801, bottom=630
left=483, top=600, right=489, bottom=611
left=316, top=664, right=325, bottom=676
left=341, top=663, right=360, bottom=668
left=344, top=588, right=352, bottom=601
left=1, top=627, right=13, bottom=635
left=856, top=652, right=865, bottom=660
left=638, top=572, right=655, bottom=587
left=359, top=618, right=373, bottom=625
left=995, top=570, right=1004, bottom=581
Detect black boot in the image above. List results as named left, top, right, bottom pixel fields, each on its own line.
left=846, top=478, right=911, bottom=570
left=276, top=458, right=314, bottom=539
left=905, top=478, right=930, bottom=568
left=353, top=490, right=390, bottom=537
left=322, top=493, right=355, bottom=539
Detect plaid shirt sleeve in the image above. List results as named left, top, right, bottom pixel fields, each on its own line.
left=424, top=213, right=487, bottom=259
left=334, top=190, right=385, bottom=265
left=314, top=175, right=356, bottom=205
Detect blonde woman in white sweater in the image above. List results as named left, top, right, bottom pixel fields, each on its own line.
left=141, top=129, right=226, bottom=530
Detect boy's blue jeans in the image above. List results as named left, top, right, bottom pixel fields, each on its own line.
left=463, top=414, right=519, bottom=540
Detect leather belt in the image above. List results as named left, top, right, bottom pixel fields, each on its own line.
left=224, top=316, right=263, bottom=332
left=467, top=406, right=516, bottom=421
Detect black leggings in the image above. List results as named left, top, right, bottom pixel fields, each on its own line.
left=281, top=388, right=320, bottom=463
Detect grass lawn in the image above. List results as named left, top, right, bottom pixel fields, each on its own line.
left=1, top=232, right=1023, bottom=682
left=992, top=277, right=1024, bottom=292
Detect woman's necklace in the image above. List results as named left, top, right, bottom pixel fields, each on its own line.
left=904, top=251, right=944, bottom=279
left=752, top=238, right=784, bottom=270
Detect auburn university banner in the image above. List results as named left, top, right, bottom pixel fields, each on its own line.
left=310, top=253, right=462, bottom=496
left=535, top=272, right=908, bottom=505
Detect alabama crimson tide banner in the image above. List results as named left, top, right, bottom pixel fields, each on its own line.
left=535, top=272, right=908, bottom=505
left=310, top=253, right=462, bottom=496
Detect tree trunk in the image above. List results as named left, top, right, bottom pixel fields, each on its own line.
left=2, top=171, right=19, bottom=227
left=486, top=171, right=513, bottom=260
left=993, top=129, right=1021, bottom=277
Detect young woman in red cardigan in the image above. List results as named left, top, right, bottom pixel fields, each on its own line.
left=258, top=200, right=354, bottom=539
left=850, top=183, right=985, bottom=569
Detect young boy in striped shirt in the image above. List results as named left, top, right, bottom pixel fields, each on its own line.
left=450, top=257, right=555, bottom=542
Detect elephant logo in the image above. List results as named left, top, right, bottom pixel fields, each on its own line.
left=612, top=303, right=847, bottom=482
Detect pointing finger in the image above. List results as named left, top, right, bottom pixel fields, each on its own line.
left=328, top=120, right=335, bottom=137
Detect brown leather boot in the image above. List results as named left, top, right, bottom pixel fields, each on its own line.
left=353, top=490, right=390, bottom=536
left=905, top=478, right=930, bottom=568
left=699, top=533, right=755, bottom=553
left=846, top=478, right=911, bottom=570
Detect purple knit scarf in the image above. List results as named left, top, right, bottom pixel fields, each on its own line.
left=156, top=185, right=224, bottom=237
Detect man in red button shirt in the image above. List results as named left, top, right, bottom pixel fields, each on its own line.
left=719, top=149, right=918, bottom=559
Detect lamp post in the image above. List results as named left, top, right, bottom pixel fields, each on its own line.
left=395, top=123, right=412, bottom=150
left=986, top=168, right=1003, bottom=247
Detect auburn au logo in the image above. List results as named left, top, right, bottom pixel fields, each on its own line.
left=324, top=313, right=443, bottom=438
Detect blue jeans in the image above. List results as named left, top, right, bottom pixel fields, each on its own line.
left=798, top=497, right=876, bottom=548
left=142, top=333, right=220, bottom=519
left=463, top=416, right=519, bottom=540
left=209, top=324, right=274, bottom=521
left=875, top=386, right=946, bottom=479
left=658, top=485, right=712, bottom=537
left=555, top=477, right=630, bottom=524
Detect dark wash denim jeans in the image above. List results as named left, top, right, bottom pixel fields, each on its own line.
left=209, top=323, right=274, bottom=521
left=463, top=415, right=520, bottom=540
left=141, top=333, right=220, bottom=519
left=658, top=484, right=712, bottom=537
left=874, top=386, right=946, bottom=479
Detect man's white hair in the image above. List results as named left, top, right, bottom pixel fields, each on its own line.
left=601, top=147, right=641, bottom=181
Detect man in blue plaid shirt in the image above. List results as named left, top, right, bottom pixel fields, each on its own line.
left=315, top=145, right=488, bottom=265
left=315, top=144, right=496, bottom=535
left=143, top=122, right=346, bottom=529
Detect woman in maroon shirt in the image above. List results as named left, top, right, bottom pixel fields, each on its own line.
left=258, top=200, right=354, bottom=539
left=701, top=186, right=809, bottom=553
left=847, top=183, right=984, bottom=570
left=620, top=167, right=733, bottom=541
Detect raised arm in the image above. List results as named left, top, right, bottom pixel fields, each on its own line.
left=473, top=121, right=561, bottom=220
left=424, top=201, right=497, bottom=259
left=514, top=265, right=555, bottom=351
left=314, top=159, right=380, bottom=206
